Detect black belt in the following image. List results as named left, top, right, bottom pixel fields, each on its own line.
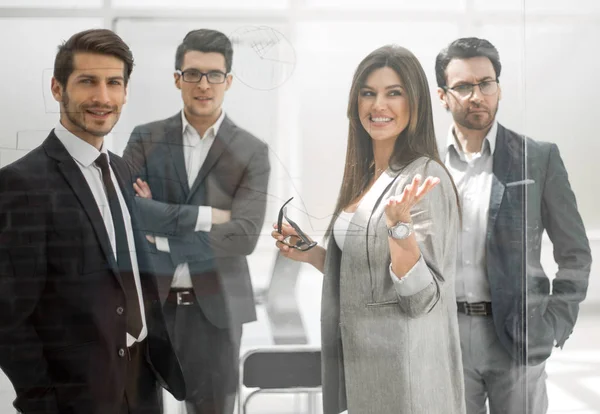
left=457, top=301, right=492, bottom=316
left=167, top=288, right=196, bottom=306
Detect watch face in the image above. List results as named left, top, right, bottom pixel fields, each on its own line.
left=392, top=223, right=410, bottom=239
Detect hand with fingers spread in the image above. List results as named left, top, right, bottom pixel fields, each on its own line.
left=384, top=174, right=440, bottom=227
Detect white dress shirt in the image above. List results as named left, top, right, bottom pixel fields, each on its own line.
left=444, top=121, right=498, bottom=303
left=155, top=109, right=226, bottom=288
left=54, top=122, right=147, bottom=346
left=333, top=176, right=430, bottom=297
left=333, top=210, right=355, bottom=250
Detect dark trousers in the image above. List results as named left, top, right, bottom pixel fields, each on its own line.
left=163, top=290, right=242, bottom=414
left=120, top=339, right=162, bottom=414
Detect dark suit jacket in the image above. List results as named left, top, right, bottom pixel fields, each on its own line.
left=484, top=124, right=591, bottom=365
left=122, top=112, right=271, bottom=329
left=0, top=132, right=185, bottom=414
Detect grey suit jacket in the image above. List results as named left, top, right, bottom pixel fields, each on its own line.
left=320, top=157, right=465, bottom=414
left=442, top=123, right=592, bottom=366
left=122, top=112, right=271, bottom=328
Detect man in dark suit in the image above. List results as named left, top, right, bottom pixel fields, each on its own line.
left=122, top=29, right=270, bottom=414
left=435, top=37, right=592, bottom=413
left=0, top=29, right=185, bottom=414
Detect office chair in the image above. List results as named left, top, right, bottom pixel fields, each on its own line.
left=238, top=345, right=321, bottom=414
left=240, top=254, right=321, bottom=413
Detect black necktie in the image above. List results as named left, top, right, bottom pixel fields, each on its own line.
left=95, top=153, right=143, bottom=338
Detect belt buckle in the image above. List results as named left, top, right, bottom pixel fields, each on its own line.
left=176, top=291, right=195, bottom=306
left=468, top=302, right=487, bottom=316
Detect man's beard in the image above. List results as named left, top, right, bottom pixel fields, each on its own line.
left=454, top=99, right=499, bottom=131
left=62, top=92, right=116, bottom=137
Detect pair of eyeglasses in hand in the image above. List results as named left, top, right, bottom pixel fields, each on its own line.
left=277, top=197, right=317, bottom=251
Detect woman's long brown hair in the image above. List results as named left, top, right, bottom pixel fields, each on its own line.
left=324, top=45, right=459, bottom=240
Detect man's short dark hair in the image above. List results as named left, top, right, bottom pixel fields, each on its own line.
left=175, top=29, right=233, bottom=73
left=435, top=37, right=501, bottom=88
left=53, top=28, right=134, bottom=87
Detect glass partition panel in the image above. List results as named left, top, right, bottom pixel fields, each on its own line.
left=524, top=1, right=600, bottom=411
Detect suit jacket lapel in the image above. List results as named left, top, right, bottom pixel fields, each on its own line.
left=43, top=133, right=122, bottom=284
left=165, top=113, right=190, bottom=198
left=487, top=124, right=512, bottom=242
left=187, top=115, right=237, bottom=203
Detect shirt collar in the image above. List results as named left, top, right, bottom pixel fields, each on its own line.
left=53, top=121, right=108, bottom=167
left=446, top=120, right=498, bottom=156
left=181, top=108, right=226, bottom=139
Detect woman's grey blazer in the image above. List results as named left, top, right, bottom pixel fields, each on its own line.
left=320, top=157, right=466, bottom=414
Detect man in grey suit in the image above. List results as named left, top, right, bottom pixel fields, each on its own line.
left=435, top=37, right=592, bottom=413
left=122, top=29, right=270, bottom=414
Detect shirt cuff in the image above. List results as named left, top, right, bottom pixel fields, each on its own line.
left=389, top=255, right=434, bottom=297
left=195, top=206, right=212, bottom=232
left=155, top=236, right=170, bottom=253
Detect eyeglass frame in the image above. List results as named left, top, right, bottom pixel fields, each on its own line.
left=175, top=69, right=229, bottom=84
left=277, top=197, right=317, bottom=252
left=443, top=79, right=499, bottom=98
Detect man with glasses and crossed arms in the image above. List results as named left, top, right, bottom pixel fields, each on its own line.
left=123, top=29, right=270, bottom=414
left=435, top=37, right=591, bottom=413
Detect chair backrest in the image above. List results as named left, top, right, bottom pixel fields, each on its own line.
left=265, top=252, right=308, bottom=345
left=242, top=347, right=321, bottom=389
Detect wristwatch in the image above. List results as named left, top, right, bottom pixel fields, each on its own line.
left=387, top=221, right=413, bottom=240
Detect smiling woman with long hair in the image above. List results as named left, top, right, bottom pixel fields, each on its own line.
left=273, top=45, right=465, bottom=414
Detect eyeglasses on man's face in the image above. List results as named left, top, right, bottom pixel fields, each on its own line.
left=444, top=79, right=499, bottom=98
left=176, top=69, right=227, bottom=84
left=277, top=197, right=317, bottom=252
